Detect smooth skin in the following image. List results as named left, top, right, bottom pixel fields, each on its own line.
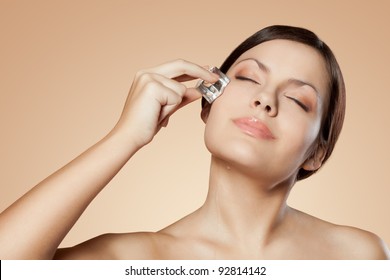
left=0, top=59, right=219, bottom=259
left=1, top=41, right=389, bottom=259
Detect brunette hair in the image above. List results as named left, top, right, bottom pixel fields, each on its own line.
left=202, top=25, right=346, bottom=180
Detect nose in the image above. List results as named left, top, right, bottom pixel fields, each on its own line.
left=251, top=91, right=278, bottom=117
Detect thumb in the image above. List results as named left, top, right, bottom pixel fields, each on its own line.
left=175, top=88, right=203, bottom=111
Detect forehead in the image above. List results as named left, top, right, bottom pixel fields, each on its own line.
left=230, top=39, right=329, bottom=96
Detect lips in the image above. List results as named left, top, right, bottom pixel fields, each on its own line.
left=233, top=117, right=276, bottom=140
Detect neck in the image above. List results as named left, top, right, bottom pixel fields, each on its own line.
left=200, top=156, right=294, bottom=246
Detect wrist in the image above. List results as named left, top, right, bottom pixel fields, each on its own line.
left=105, top=125, right=145, bottom=156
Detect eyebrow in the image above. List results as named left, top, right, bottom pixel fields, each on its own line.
left=236, top=58, right=320, bottom=97
left=287, top=78, right=320, bottom=97
left=239, top=58, right=270, bottom=73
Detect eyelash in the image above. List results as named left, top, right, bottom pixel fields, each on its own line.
left=235, top=76, right=260, bottom=84
left=286, top=96, right=309, bottom=112
left=236, top=75, right=309, bottom=112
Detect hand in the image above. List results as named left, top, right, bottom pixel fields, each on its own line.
left=113, top=59, right=219, bottom=148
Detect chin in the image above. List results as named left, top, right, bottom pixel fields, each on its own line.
left=207, top=137, right=272, bottom=174
left=205, top=137, right=301, bottom=186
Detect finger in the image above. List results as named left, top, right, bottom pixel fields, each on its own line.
left=149, top=73, right=187, bottom=96
left=158, top=102, right=178, bottom=123
left=173, top=66, right=212, bottom=83
left=149, top=59, right=220, bottom=83
left=136, top=73, right=190, bottom=124
left=149, top=73, right=205, bottom=112
left=174, top=74, right=197, bottom=83
left=151, top=79, right=186, bottom=123
left=159, top=116, right=170, bottom=127
left=177, top=88, right=203, bottom=109
left=158, top=88, right=202, bottom=124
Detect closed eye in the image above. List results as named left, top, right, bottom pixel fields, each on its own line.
left=235, top=76, right=260, bottom=85
left=286, top=96, right=309, bottom=112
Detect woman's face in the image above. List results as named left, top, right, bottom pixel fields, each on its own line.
left=204, top=39, right=329, bottom=185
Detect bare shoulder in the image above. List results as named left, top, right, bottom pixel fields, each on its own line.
left=329, top=225, right=390, bottom=259
left=288, top=208, right=390, bottom=259
left=54, top=232, right=164, bottom=260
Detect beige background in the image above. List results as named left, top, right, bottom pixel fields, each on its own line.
left=1, top=0, right=389, bottom=248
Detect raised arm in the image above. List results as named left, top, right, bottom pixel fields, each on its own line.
left=0, top=59, right=218, bottom=259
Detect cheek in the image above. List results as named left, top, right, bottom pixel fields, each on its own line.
left=203, top=82, right=323, bottom=180
left=203, top=90, right=251, bottom=162
left=278, top=109, right=322, bottom=162
left=204, top=80, right=253, bottom=124
left=203, top=83, right=245, bottom=135
left=203, top=114, right=231, bottom=164
left=213, top=79, right=254, bottom=107
left=203, top=101, right=230, bottom=151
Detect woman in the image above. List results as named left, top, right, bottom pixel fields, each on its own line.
left=0, top=25, right=389, bottom=259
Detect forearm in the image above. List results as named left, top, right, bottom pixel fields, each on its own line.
left=0, top=129, right=139, bottom=259
left=0, top=59, right=217, bottom=260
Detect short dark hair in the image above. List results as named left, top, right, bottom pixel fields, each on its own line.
left=202, top=25, right=346, bottom=180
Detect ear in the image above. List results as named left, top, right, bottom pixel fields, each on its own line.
left=200, top=103, right=211, bottom=123
left=302, top=145, right=326, bottom=172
